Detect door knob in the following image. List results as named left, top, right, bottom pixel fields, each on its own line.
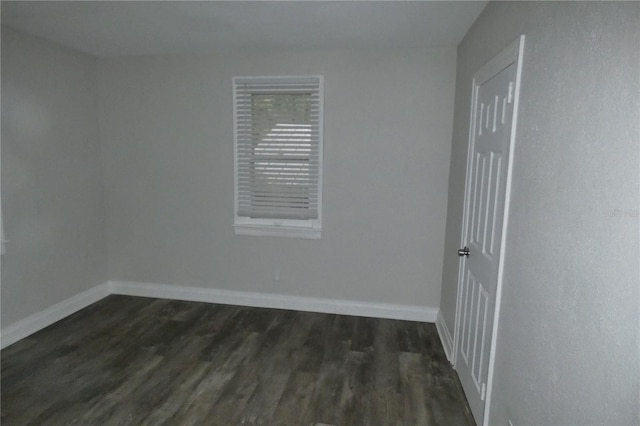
left=458, top=246, right=470, bottom=257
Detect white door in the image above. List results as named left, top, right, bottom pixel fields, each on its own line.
left=455, top=36, right=524, bottom=425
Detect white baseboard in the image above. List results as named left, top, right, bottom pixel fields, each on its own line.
left=0, top=283, right=111, bottom=349
left=109, top=280, right=438, bottom=323
left=1, top=280, right=438, bottom=349
left=436, top=310, right=454, bottom=363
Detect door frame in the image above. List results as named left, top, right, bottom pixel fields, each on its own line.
left=453, top=35, right=525, bottom=426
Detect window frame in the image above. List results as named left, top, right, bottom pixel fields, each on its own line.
left=233, top=75, right=324, bottom=239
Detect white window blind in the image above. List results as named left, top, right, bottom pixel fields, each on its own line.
left=233, top=76, right=323, bottom=238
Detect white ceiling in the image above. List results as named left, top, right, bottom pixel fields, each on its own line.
left=1, top=1, right=487, bottom=57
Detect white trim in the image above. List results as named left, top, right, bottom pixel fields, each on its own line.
left=234, top=224, right=321, bottom=239
left=109, top=280, right=437, bottom=323
left=436, top=310, right=454, bottom=363
left=453, top=35, right=525, bottom=426
left=483, top=35, right=525, bottom=426
left=1, top=280, right=437, bottom=349
left=0, top=283, right=110, bottom=349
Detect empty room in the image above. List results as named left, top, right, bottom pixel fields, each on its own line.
left=1, top=1, right=638, bottom=425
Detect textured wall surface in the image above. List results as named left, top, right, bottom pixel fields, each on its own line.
left=440, top=2, right=639, bottom=424
left=97, top=48, right=456, bottom=309
left=1, top=28, right=107, bottom=325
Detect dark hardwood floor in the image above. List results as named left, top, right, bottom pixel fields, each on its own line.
left=1, top=295, right=474, bottom=425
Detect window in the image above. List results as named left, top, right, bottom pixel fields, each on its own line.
left=233, top=76, right=323, bottom=239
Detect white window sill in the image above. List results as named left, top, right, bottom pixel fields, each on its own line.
left=234, top=224, right=321, bottom=239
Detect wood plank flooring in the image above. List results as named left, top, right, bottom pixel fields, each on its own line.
left=1, top=295, right=474, bottom=425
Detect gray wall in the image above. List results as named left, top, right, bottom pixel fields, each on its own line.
left=1, top=27, right=107, bottom=325
left=97, top=48, right=456, bottom=309
left=440, top=2, right=639, bottom=424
